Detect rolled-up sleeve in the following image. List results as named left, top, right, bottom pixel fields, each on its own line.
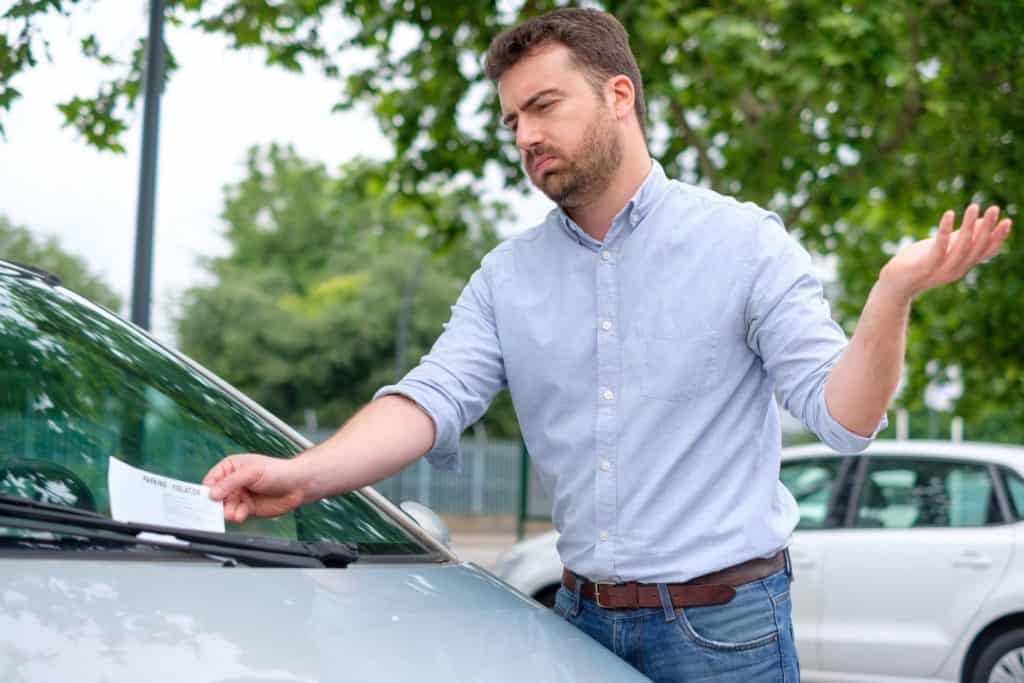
left=373, top=250, right=507, bottom=472
left=744, top=213, right=887, bottom=453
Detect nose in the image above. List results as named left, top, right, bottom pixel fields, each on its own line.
left=515, top=116, right=544, bottom=151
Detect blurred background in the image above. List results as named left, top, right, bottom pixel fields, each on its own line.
left=1, top=0, right=1021, bottom=556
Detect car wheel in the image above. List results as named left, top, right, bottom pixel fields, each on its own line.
left=533, top=585, right=559, bottom=609
left=972, top=629, right=1024, bottom=683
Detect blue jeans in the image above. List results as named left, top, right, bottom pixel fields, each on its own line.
left=552, top=567, right=799, bottom=682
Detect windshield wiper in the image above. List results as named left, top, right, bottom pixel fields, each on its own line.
left=0, top=495, right=358, bottom=568
left=0, top=493, right=109, bottom=519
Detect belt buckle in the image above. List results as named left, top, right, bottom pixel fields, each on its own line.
left=594, top=582, right=614, bottom=608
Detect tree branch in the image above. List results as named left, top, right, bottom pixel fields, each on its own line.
left=670, top=99, right=721, bottom=189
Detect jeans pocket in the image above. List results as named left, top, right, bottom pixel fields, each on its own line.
left=552, top=585, right=573, bottom=619
left=676, top=580, right=781, bottom=652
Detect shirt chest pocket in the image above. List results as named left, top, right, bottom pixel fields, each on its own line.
left=638, top=317, right=722, bottom=403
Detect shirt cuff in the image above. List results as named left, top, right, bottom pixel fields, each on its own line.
left=818, top=392, right=888, bottom=454
left=372, top=382, right=463, bottom=473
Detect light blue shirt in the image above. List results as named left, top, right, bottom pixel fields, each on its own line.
left=375, top=160, right=886, bottom=583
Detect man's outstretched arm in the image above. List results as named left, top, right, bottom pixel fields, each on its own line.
left=825, top=204, right=1012, bottom=437
left=203, top=251, right=508, bottom=523
left=203, top=395, right=435, bottom=523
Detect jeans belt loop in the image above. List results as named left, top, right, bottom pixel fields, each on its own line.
left=656, top=583, right=676, bottom=622
left=570, top=573, right=583, bottom=616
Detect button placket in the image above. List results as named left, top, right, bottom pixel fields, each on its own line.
left=593, top=241, right=620, bottom=577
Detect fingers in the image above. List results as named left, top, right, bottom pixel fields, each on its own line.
left=202, top=455, right=238, bottom=489
left=209, top=459, right=263, bottom=502
left=223, top=491, right=253, bottom=523
left=981, top=218, right=1012, bottom=261
left=964, top=206, right=1000, bottom=266
left=929, top=209, right=955, bottom=264
left=940, top=203, right=1010, bottom=279
left=946, top=203, right=981, bottom=272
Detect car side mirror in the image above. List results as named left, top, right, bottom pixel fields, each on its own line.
left=399, top=500, right=451, bottom=548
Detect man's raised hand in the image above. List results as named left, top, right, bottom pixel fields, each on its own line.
left=879, top=204, right=1011, bottom=302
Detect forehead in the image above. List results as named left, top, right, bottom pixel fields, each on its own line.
left=497, top=43, right=589, bottom=113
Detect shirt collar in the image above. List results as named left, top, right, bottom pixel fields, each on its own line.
left=555, top=158, right=669, bottom=247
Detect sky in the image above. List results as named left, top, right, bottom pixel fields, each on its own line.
left=0, top=3, right=552, bottom=341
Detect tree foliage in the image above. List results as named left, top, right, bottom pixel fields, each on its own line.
left=4, top=0, right=1021, bottom=439
left=176, top=145, right=520, bottom=436
left=0, top=214, right=122, bottom=310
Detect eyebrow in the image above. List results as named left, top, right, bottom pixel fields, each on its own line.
left=502, top=88, right=565, bottom=128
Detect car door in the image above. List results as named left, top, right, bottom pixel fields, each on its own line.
left=819, top=455, right=1015, bottom=679
left=779, top=455, right=854, bottom=671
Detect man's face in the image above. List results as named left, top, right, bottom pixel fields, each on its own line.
left=498, top=44, right=623, bottom=209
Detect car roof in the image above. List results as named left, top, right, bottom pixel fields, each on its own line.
left=783, top=439, right=1024, bottom=470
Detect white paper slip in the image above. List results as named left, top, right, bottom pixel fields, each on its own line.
left=108, top=456, right=225, bottom=533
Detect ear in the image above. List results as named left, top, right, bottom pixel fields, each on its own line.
left=606, top=74, right=635, bottom=121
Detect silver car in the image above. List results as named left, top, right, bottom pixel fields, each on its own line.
left=493, top=440, right=1024, bottom=683
left=0, top=260, right=648, bottom=682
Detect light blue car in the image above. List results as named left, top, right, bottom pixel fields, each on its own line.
left=0, top=260, right=648, bottom=682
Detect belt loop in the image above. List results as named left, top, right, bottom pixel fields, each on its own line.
left=784, top=548, right=794, bottom=581
left=570, top=573, right=583, bottom=617
left=656, top=583, right=676, bottom=622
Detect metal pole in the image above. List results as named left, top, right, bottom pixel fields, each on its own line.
left=131, top=0, right=166, bottom=329
left=395, top=255, right=427, bottom=380
left=517, top=438, right=529, bottom=541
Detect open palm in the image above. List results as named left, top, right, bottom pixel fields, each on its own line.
left=880, top=204, right=1012, bottom=301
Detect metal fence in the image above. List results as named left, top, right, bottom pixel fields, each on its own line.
left=302, top=430, right=553, bottom=518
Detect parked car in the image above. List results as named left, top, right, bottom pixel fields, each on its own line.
left=0, top=259, right=650, bottom=682
left=493, top=439, right=1024, bottom=683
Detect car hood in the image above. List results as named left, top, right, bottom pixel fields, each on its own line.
left=0, top=558, right=647, bottom=682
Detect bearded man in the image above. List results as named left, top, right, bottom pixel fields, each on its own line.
left=204, top=8, right=1011, bottom=681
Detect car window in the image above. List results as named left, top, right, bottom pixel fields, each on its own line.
left=1002, top=468, right=1024, bottom=520
left=854, top=457, right=1002, bottom=529
left=780, top=457, right=845, bottom=529
left=0, top=271, right=431, bottom=556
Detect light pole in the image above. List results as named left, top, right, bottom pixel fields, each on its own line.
left=130, top=0, right=166, bottom=330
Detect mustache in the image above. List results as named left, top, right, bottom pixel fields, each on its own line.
left=525, top=145, right=563, bottom=169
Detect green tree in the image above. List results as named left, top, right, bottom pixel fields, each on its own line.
left=0, top=214, right=122, bottom=310
left=176, top=145, right=520, bottom=436
left=5, top=1, right=1021, bottom=439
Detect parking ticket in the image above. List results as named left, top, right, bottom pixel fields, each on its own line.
left=108, top=456, right=225, bottom=533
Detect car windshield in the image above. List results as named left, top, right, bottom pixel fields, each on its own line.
left=0, top=267, right=431, bottom=557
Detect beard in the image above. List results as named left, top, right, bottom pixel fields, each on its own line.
left=525, top=108, right=623, bottom=210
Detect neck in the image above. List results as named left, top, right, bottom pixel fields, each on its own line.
left=566, top=142, right=652, bottom=243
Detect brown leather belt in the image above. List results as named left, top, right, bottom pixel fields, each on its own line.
left=562, top=550, right=788, bottom=609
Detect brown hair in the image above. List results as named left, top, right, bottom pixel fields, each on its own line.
left=484, top=7, right=647, bottom=132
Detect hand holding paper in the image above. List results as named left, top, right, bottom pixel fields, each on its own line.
left=108, top=456, right=225, bottom=533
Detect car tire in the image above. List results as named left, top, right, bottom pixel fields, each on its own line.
left=533, top=585, right=559, bottom=609
left=971, top=629, right=1024, bottom=683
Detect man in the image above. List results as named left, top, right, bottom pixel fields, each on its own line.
left=203, top=8, right=1011, bottom=681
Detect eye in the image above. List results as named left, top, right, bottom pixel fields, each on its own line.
left=537, top=101, right=554, bottom=112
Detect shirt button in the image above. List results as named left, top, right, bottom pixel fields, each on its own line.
left=599, top=531, right=609, bottom=542
left=602, top=389, right=615, bottom=401
left=600, top=320, right=613, bottom=331
left=599, top=460, right=611, bottom=472
left=600, top=250, right=611, bottom=262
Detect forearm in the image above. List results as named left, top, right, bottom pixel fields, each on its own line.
left=824, top=279, right=912, bottom=437
left=292, top=394, right=436, bottom=503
